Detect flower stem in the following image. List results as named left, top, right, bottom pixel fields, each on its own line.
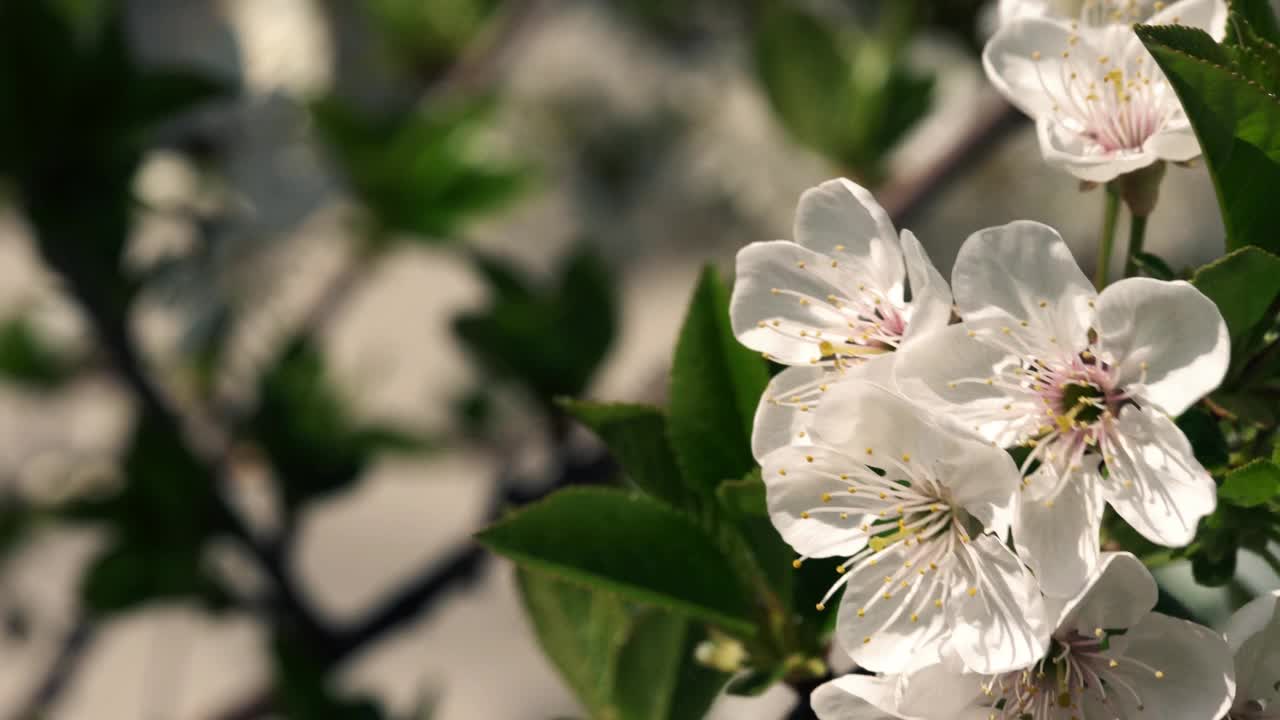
left=1095, top=187, right=1121, bottom=289
left=1124, top=212, right=1149, bottom=278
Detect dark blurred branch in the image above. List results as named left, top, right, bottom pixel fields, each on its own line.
left=207, top=444, right=617, bottom=720
left=8, top=621, right=95, bottom=720
left=879, top=97, right=1026, bottom=227
left=426, top=0, right=548, bottom=102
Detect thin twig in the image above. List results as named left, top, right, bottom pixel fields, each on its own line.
left=879, top=97, right=1026, bottom=226
left=8, top=621, right=95, bottom=720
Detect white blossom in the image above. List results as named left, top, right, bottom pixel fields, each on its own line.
left=895, top=221, right=1228, bottom=597
left=1223, top=590, right=1280, bottom=719
left=983, top=0, right=1227, bottom=182
left=813, top=553, right=1236, bottom=720
left=762, top=380, right=1047, bottom=675
left=731, top=178, right=952, bottom=459
left=999, top=0, right=1200, bottom=27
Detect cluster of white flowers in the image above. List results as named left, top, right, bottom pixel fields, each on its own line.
left=726, top=1, right=1276, bottom=716
left=732, top=175, right=1239, bottom=717
left=731, top=170, right=1255, bottom=717
left=986, top=0, right=1225, bottom=182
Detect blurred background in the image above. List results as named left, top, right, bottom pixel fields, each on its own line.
left=0, top=0, right=1257, bottom=718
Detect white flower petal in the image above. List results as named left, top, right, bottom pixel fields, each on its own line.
left=953, top=220, right=1095, bottom=359
left=983, top=17, right=1100, bottom=118
left=1094, top=277, right=1229, bottom=417
left=1087, top=612, right=1236, bottom=720
left=1102, top=405, right=1216, bottom=547
left=794, top=179, right=904, bottom=298
left=732, top=241, right=869, bottom=365
left=752, top=365, right=826, bottom=460
left=1013, top=469, right=1105, bottom=598
left=1225, top=590, right=1280, bottom=653
left=1054, top=551, right=1157, bottom=634
left=752, top=357, right=898, bottom=460
left=997, top=0, right=1056, bottom=24
left=951, top=534, right=1051, bottom=675
left=893, top=654, right=986, bottom=719
left=762, top=444, right=870, bottom=559
left=1144, top=0, right=1228, bottom=39
left=814, top=382, right=1021, bottom=531
left=1037, top=114, right=1160, bottom=183
left=941, top=433, right=1022, bottom=541
left=811, top=675, right=909, bottom=720
left=812, top=380, right=949, bottom=466
left=836, top=542, right=951, bottom=674
left=1224, top=591, right=1280, bottom=710
left=898, top=230, right=953, bottom=344
left=893, top=324, right=1033, bottom=448
left=1143, top=123, right=1202, bottom=163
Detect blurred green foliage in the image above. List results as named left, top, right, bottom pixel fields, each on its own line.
left=454, top=247, right=616, bottom=412
left=312, top=97, right=526, bottom=246
left=1138, top=8, right=1280, bottom=255
left=0, top=316, right=78, bottom=389
left=752, top=0, right=933, bottom=184
left=250, top=338, right=428, bottom=514
left=364, top=0, right=503, bottom=78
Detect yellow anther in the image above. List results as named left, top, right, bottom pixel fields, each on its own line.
left=805, top=455, right=815, bottom=463
left=792, top=559, right=803, bottom=569
left=1155, top=671, right=1164, bottom=679
left=968, top=587, right=978, bottom=597
left=902, top=453, right=911, bottom=462
left=821, top=493, right=832, bottom=503
left=910, top=613, right=919, bottom=623
left=816, top=602, right=825, bottom=611
left=857, top=608, right=865, bottom=617
left=800, top=512, right=810, bottom=519
left=1094, top=627, right=1104, bottom=638
left=836, top=565, right=846, bottom=574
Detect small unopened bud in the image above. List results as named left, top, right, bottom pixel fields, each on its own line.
left=1115, top=160, right=1167, bottom=217
left=694, top=636, right=748, bottom=673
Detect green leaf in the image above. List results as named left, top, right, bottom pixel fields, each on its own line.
left=717, top=469, right=767, bottom=518
left=517, top=570, right=729, bottom=720
left=751, top=1, right=933, bottom=181
left=76, top=414, right=224, bottom=614
left=1220, top=459, right=1280, bottom=507
left=1175, top=407, right=1229, bottom=470
left=516, top=568, right=630, bottom=718
left=1227, top=0, right=1280, bottom=46
left=1191, top=540, right=1238, bottom=585
left=1191, top=247, right=1280, bottom=378
left=455, top=247, right=616, bottom=404
left=668, top=267, right=769, bottom=496
left=561, top=401, right=686, bottom=506
left=613, top=611, right=690, bottom=720
left=1137, top=24, right=1280, bottom=253
left=251, top=338, right=423, bottom=511
left=477, top=487, right=757, bottom=635
left=1130, top=251, right=1177, bottom=281
left=0, top=316, right=77, bottom=388
left=312, top=97, right=525, bottom=241
left=273, top=632, right=389, bottom=719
